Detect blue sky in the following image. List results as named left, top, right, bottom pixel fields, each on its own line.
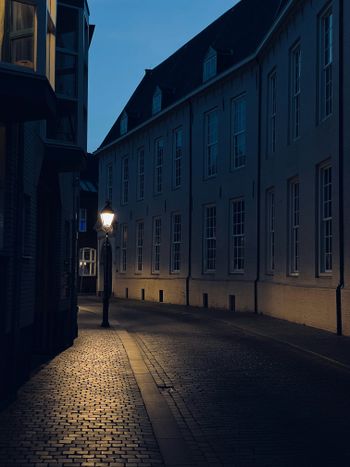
left=88, top=0, right=239, bottom=152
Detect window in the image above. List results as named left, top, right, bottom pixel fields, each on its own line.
left=171, top=213, right=181, bottom=273
left=152, top=87, right=162, bottom=115
left=79, top=208, right=87, bottom=232
left=319, top=164, right=332, bottom=273
left=106, top=163, right=113, bottom=202
left=152, top=217, right=161, bottom=273
left=56, top=5, right=78, bottom=96
left=79, top=248, right=96, bottom=276
left=0, top=1, right=37, bottom=70
left=121, top=224, right=127, bottom=272
left=173, top=127, right=182, bottom=188
left=290, top=44, right=301, bottom=140
left=266, top=189, right=275, bottom=273
left=320, top=7, right=333, bottom=120
left=203, top=48, right=217, bottom=82
left=137, top=147, right=145, bottom=200
left=289, top=179, right=300, bottom=274
left=154, top=138, right=164, bottom=194
left=268, top=71, right=277, bottom=155
left=136, top=220, right=144, bottom=272
left=204, top=205, right=216, bottom=272
left=205, top=109, right=218, bottom=178
left=231, top=199, right=245, bottom=273
left=120, top=112, right=128, bottom=136
left=232, top=96, right=246, bottom=169
left=121, top=156, right=128, bottom=204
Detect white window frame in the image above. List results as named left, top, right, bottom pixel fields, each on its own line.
left=289, top=179, right=300, bottom=275
left=121, top=156, right=128, bottom=205
left=266, top=189, right=275, bottom=274
left=232, top=95, right=246, bottom=169
left=231, top=198, right=245, bottom=273
left=290, top=43, right=301, bottom=141
left=319, top=6, right=333, bottom=121
left=152, top=217, right=161, bottom=273
left=79, top=248, right=96, bottom=277
left=154, top=137, right=164, bottom=195
left=268, top=71, right=277, bottom=155
left=204, top=109, right=218, bottom=178
left=203, top=48, right=217, bottom=82
left=136, top=220, right=144, bottom=273
left=152, top=87, right=162, bottom=115
left=106, top=163, right=113, bottom=202
left=204, top=205, right=216, bottom=273
left=171, top=213, right=181, bottom=273
left=79, top=207, right=87, bottom=232
left=173, top=127, right=182, bottom=189
left=120, top=112, right=128, bottom=136
left=319, top=163, right=332, bottom=274
left=121, top=223, right=127, bottom=273
left=137, top=147, right=145, bottom=201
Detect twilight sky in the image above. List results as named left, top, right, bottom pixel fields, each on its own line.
left=88, top=0, right=239, bottom=153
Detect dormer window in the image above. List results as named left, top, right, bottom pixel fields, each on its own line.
left=152, top=86, right=162, bottom=115
left=203, top=47, right=217, bottom=82
left=120, top=111, right=128, bottom=135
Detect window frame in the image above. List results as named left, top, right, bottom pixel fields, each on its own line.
left=121, top=155, right=129, bottom=205
left=319, top=5, right=333, bottom=122
left=231, top=95, right=246, bottom=170
left=79, top=248, right=97, bottom=277
left=79, top=207, right=87, bottom=232
left=171, top=213, right=181, bottom=273
left=290, top=42, right=301, bottom=141
left=203, top=204, right=216, bottom=273
left=152, top=216, right=161, bottom=274
left=135, top=220, right=144, bottom=273
left=318, top=163, right=332, bottom=275
left=288, top=178, right=300, bottom=276
left=154, top=137, right=164, bottom=195
left=230, top=198, right=245, bottom=274
left=204, top=109, right=218, bottom=179
left=173, top=127, right=183, bottom=189
left=203, top=48, right=217, bottom=82
left=120, top=223, right=127, bottom=273
left=137, top=147, right=145, bottom=201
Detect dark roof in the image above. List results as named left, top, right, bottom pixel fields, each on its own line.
left=80, top=153, right=98, bottom=189
left=99, top=0, right=289, bottom=150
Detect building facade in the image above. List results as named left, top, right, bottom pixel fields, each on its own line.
left=0, top=0, right=92, bottom=406
left=96, top=0, right=350, bottom=335
left=78, top=154, right=98, bottom=294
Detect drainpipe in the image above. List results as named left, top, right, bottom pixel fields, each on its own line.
left=336, top=0, right=344, bottom=336
left=254, top=60, right=262, bottom=314
left=186, top=100, right=193, bottom=306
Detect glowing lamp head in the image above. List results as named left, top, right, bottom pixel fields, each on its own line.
left=100, top=202, right=115, bottom=231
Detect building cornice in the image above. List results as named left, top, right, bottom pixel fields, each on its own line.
left=94, top=0, right=295, bottom=157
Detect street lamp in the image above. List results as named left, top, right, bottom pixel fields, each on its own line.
left=100, top=201, right=115, bottom=328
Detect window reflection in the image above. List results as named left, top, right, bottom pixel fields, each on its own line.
left=56, top=6, right=77, bottom=51
left=0, top=1, right=36, bottom=69
left=56, top=52, right=76, bottom=97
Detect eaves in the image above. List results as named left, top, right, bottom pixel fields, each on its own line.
left=94, top=0, right=295, bottom=158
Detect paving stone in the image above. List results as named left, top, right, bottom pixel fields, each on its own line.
left=0, top=311, right=164, bottom=466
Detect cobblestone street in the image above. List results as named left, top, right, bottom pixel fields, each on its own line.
left=1, top=298, right=350, bottom=466
left=0, top=311, right=163, bottom=467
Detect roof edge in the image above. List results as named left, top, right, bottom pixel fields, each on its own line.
left=94, top=0, right=295, bottom=156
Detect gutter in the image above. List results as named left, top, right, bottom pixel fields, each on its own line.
left=336, top=0, right=344, bottom=336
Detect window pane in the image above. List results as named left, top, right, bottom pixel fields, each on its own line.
left=56, top=52, right=77, bottom=97
left=56, top=6, right=78, bottom=51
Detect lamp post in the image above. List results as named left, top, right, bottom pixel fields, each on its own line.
left=100, top=201, right=115, bottom=328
